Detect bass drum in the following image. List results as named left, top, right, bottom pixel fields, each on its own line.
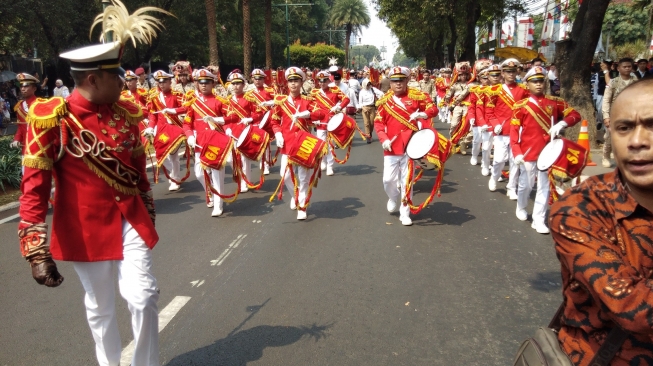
left=537, top=138, right=588, bottom=182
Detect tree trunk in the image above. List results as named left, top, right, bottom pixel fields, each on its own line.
left=265, top=0, right=272, bottom=69
left=205, top=0, right=219, bottom=65
left=461, top=0, right=481, bottom=63
left=345, top=24, right=352, bottom=68
left=434, top=34, right=444, bottom=68
left=446, top=16, right=457, bottom=65
left=555, top=0, right=611, bottom=148
left=243, top=0, right=251, bottom=76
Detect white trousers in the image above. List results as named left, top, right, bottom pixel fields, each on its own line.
left=480, top=130, right=493, bottom=170
left=517, top=162, right=550, bottom=226
left=471, top=126, right=481, bottom=159
left=162, top=152, right=180, bottom=182
left=507, top=151, right=520, bottom=194
left=315, top=130, right=334, bottom=169
left=193, top=152, right=206, bottom=192
left=280, top=154, right=310, bottom=209
left=210, top=168, right=225, bottom=211
left=240, top=154, right=252, bottom=190
left=73, top=219, right=159, bottom=366
left=490, top=135, right=510, bottom=181
left=383, top=154, right=412, bottom=220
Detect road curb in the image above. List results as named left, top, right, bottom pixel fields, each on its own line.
left=0, top=201, right=20, bottom=213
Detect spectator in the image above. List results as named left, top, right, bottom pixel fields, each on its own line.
left=348, top=70, right=361, bottom=96
left=52, top=79, right=70, bottom=98
left=549, top=69, right=560, bottom=96
left=602, top=57, right=637, bottom=168
left=379, top=69, right=391, bottom=92
left=547, top=63, right=557, bottom=82
left=649, top=57, right=653, bottom=73
left=551, top=78, right=653, bottom=366
left=635, top=58, right=651, bottom=79
left=357, top=79, right=383, bottom=143
left=333, top=72, right=349, bottom=94
left=594, top=60, right=610, bottom=130
left=609, top=61, right=619, bottom=79
left=135, top=67, right=151, bottom=90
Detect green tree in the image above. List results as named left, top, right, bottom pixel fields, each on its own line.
left=603, top=4, right=649, bottom=49
left=392, top=50, right=419, bottom=67
left=285, top=42, right=346, bottom=69
left=329, top=0, right=371, bottom=66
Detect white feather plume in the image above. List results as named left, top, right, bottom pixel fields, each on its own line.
left=90, top=0, right=174, bottom=47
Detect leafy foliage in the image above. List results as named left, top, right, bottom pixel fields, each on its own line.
left=603, top=4, right=650, bottom=48
left=330, top=0, right=371, bottom=63
left=286, top=42, right=346, bottom=69
left=612, top=40, right=649, bottom=59
left=0, top=137, right=22, bottom=193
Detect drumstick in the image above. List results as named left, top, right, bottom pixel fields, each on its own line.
left=551, top=115, right=555, bottom=142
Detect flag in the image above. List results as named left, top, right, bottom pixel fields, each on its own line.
left=507, top=25, right=513, bottom=46
left=501, top=29, right=507, bottom=47
left=527, top=18, right=534, bottom=49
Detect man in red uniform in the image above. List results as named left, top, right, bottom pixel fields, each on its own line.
left=467, top=63, right=491, bottom=167
left=244, top=68, right=276, bottom=174
left=310, top=70, right=350, bottom=176
left=122, top=70, right=150, bottom=147
left=485, top=58, right=529, bottom=199
left=144, top=70, right=188, bottom=191
left=435, top=68, right=451, bottom=123
left=10, top=73, right=40, bottom=159
left=223, top=70, right=263, bottom=193
left=475, top=64, right=502, bottom=176
left=268, top=67, right=325, bottom=220
left=510, top=66, right=580, bottom=234
left=374, top=66, right=438, bottom=226
left=18, top=12, right=161, bottom=364
left=183, top=69, right=231, bottom=215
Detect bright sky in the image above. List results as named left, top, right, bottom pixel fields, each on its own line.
left=358, top=0, right=399, bottom=66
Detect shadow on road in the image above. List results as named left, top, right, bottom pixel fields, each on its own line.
left=529, top=271, right=562, bottom=293
left=413, top=201, right=475, bottom=226
left=155, top=194, right=205, bottom=214
left=224, top=195, right=275, bottom=217
left=165, top=323, right=332, bottom=366
left=304, top=196, right=365, bottom=221
left=336, top=164, right=378, bottom=176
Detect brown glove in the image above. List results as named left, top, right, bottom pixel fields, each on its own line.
left=140, top=190, right=156, bottom=226
left=18, top=222, right=64, bottom=287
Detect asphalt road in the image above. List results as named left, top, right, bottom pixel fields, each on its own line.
left=0, top=117, right=562, bottom=366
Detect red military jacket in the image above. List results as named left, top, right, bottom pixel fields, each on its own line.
left=146, top=88, right=186, bottom=128
left=223, top=93, right=263, bottom=138
left=309, top=85, right=350, bottom=130
left=183, top=93, right=227, bottom=153
left=374, top=89, right=438, bottom=156
left=465, top=83, right=482, bottom=123
left=485, top=83, right=529, bottom=136
left=435, top=77, right=450, bottom=98
left=268, top=94, right=325, bottom=155
left=19, top=91, right=158, bottom=261
left=13, top=95, right=37, bottom=155
left=244, top=86, right=275, bottom=111
left=510, top=95, right=581, bottom=161
left=474, top=86, right=490, bottom=127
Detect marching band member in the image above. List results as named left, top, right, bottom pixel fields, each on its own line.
left=374, top=66, right=438, bottom=226
left=467, top=61, right=491, bottom=166
left=435, top=68, right=451, bottom=123
left=310, top=70, right=350, bottom=176
left=245, top=68, right=276, bottom=174
left=485, top=58, right=529, bottom=199
left=10, top=73, right=40, bottom=159
left=510, top=66, right=580, bottom=234
left=444, top=62, right=471, bottom=154
left=18, top=2, right=165, bottom=363
left=223, top=70, right=263, bottom=192
left=268, top=67, right=325, bottom=220
left=122, top=70, right=151, bottom=149
left=172, top=61, right=195, bottom=94
left=144, top=70, right=188, bottom=191
left=475, top=64, right=502, bottom=176
left=183, top=69, right=230, bottom=215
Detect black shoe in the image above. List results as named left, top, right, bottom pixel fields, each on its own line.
left=367, top=139, right=372, bottom=144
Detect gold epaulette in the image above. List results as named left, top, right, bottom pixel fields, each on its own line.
left=171, top=89, right=184, bottom=97
left=485, top=85, right=502, bottom=96
left=112, top=99, right=144, bottom=125
left=517, top=83, right=528, bottom=90
left=244, top=91, right=258, bottom=103
left=264, top=86, right=275, bottom=93
left=137, top=88, right=148, bottom=97
left=513, top=98, right=529, bottom=108
left=120, top=91, right=135, bottom=102
left=375, top=90, right=394, bottom=107
left=273, top=95, right=287, bottom=105
left=407, top=88, right=427, bottom=101
left=545, top=95, right=564, bottom=102
left=26, top=97, right=67, bottom=129
left=13, top=102, right=21, bottom=112
left=301, top=94, right=314, bottom=101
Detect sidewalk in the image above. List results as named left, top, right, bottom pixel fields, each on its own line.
left=578, top=149, right=613, bottom=182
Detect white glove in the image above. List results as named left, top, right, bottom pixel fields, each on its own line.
left=204, top=116, right=225, bottom=125
left=382, top=140, right=392, bottom=151
left=164, top=108, right=177, bottom=115
left=470, top=118, right=476, bottom=127
left=275, top=132, right=284, bottom=148
left=410, top=111, right=428, bottom=120
left=417, top=121, right=423, bottom=130
left=10, top=140, right=21, bottom=149
left=262, top=100, right=276, bottom=107
left=494, top=125, right=502, bottom=135
left=225, top=128, right=233, bottom=137
left=143, top=127, right=155, bottom=137
left=187, top=135, right=196, bottom=149
left=240, top=117, right=253, bottom=125
left=330, top=106, right=341, bottom=113
left=480, top=125, right=489, bottom=132
left=293, top=110, right=311, bottom=119
left=514, top=154, right=525, bottom=165
left=549, top=121, right=568, bottom=136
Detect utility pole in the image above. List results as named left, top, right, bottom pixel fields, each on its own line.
left=273, top=1, right=313, bottom=67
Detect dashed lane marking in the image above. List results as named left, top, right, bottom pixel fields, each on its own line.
left=0, top=213, right=20, bottom=225
left=120, top=295, right=192, bottom=366
left=210, top=234, right=247, bottom=266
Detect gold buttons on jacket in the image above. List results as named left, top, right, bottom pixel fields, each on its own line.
left=115, top=196, right=121, bottom=202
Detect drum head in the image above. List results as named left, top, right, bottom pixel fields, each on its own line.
left=258, top=111, right=271, bottom=129
left=537, top=139, right=564, bottom=171
left=327, top=113, right=344, bottom=132
left=406, top=129, right=436, bottom=160
left=236, top=125, right=251, bottom=148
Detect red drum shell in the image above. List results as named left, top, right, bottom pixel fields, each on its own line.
left=236, top=125, right=270, bottom=161
left=285, top=130, right=326, bottom=169
left=537, top=138, right=588, bottom=182
left=327, top=113, right=356, bottom=149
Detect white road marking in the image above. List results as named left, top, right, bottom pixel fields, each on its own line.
left=120, top=296, right=191, bottom=366
left=190, top=280, right=205, bottom=288
left=210, top=234, right=247, bottom=266
left=0, top=213, right=20, bottom=225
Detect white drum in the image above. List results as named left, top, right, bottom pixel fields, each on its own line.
left=537, top=139, right=564, bottom=171
left=326, top=113, right=344, bottom=131
left=258, top=110, right=271, bottom=129
left=406, top=129, right=437, bottom=160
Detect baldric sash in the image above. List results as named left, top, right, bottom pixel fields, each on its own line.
left=311, top=89, right=336, bottom=109
left=226, top=95, right=250, bottom=119
left=498, top=84, right=516, bottom=108
left=523, top=97, right=557, bottom=134
left=280, top=96, right=309, bottom=132
left=381, top=96, right=419, bottom=132
left=151, top=92, right=183, bottom=127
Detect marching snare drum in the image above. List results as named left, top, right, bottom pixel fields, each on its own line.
left=285, top=130, right=327, bottom=169
left=406, top=128, right=451, bottom=170
left=326, top=113, right=356, bottom=149
left=236, top=124, right=270, bottom=161
left=199, top=130, right=234, bottom=170
left=537, top=138, right=588, bottom=182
